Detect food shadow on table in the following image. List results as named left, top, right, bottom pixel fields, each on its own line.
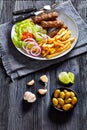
left=21, top=99, right=33, bottom=112
left=48, top=104, right=74, bottom=124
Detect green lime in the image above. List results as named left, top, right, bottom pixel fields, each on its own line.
left=58, top=72, right=70, bottom=84
left=68, top=72, right=75, bottom=84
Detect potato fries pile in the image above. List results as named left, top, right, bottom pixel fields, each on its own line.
left=38, top=28, right=75, bottom=59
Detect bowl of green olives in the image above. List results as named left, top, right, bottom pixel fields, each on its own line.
left=51, top=87, right=78, bottom=112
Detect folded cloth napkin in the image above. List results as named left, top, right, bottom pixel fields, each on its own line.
left=0, top=0, right=87, bottom=79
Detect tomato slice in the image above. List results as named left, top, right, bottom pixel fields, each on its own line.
left=21, top=32, right=34, bottom=41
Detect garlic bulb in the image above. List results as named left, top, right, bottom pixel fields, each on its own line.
left=23, top=91, right=36, bottom=103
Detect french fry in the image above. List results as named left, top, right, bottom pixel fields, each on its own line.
left=46, top=42, right=72, bottom=59
left=49, top=48, right=56, bottom=54
left=55, top=30, right=67, bottom=40
left=47, top=29, right=67, bottom=43
left=42, top=50, right=50, bottom=56
left=56, top=37, right=75, bottom=45
left=57, top=28, right=66, bottom=35
left=69, top=37, right=75, bottom=43
left=42, top=43, right=54, bottom=48
left=41, top=47, right=48, bottom=51
left=62, top=34, right=71, bottom=41
left=60, top=30, right=71, bottom=41
left=54, top=41, right=64, bottom=47
left=37, top=27, right=75, bottom=59
left=47, top=38, right=55, bottom=44
left=39, top=42, right=44, bottom=47
left=57, top=41, right=71, bottom=52
left=38, top=39, right=47, bottom=46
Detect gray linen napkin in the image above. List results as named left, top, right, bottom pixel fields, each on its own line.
left=0, top=0, right=87, bottom=79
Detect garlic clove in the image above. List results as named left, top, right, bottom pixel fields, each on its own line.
left=27, top=80, right=35, bottom=86
left=38, top=89, right=47, bottom=95
left=27, top=96, right=36, bottom=103
left=23, top=91, right=36, bottom=103
left=40, top=75, right=48, bottom=83
left=24, top=91, right=31, bottom=100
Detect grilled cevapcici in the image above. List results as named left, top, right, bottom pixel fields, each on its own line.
left=33, top=12, right=58, bottom=24
left=48, top=28, right=60, bottom=38
left=41, top=20, right=65, bottom=28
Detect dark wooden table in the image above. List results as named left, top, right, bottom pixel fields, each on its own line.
left=0, top=0, right=87, bottom=130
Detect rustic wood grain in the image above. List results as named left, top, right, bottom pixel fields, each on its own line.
left=0, top=0, right=87, bottom=130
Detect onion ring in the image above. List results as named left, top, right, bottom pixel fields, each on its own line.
left=26, top=42, right=35, bottom=54
left=30, top=45, right=41, bottom=56
left=23, top=37, right=36, bottom=42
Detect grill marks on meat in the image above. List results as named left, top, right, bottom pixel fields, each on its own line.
left=41, top=20, right=64, bottom=28
left=33, top=12, right=58, bottom=24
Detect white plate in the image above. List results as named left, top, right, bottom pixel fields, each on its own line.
left=11, top=12, right=79, bottom=60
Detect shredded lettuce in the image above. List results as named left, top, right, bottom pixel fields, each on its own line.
left=13, top=19, right=47, bottom=48
left=12, top=34, right=22, bottom=48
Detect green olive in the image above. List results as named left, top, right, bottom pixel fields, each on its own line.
left=71, top=97, right=77, bottom=105
left=64, top=89, right=68, bottom=93
left=70, top=91, right=75, bottom=98
left=71, top=104, right=74, bottom=109
left=60, top=92, right=65, bottom=99
left=62, top=104, right=72, bottom=111
left=52, top=98, right=58, bottom=106
left=57, top=104, right=61, bottom=109
left=54, top=89, right=60, bottom=98
left=65, top=98, right=72, bottom=104
left=65, top=92, right=71, bottom=99
left=58, top=98, right=64, bottom=106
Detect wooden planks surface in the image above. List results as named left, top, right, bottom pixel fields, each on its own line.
left=0, top=0, right=87, bottom=130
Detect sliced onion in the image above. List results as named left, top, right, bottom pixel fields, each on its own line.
left=37, top=32, right=50, bottom=39
left=22, top=37, right=41, bottom=56
left=22, top=37, right=38, bottom=51
left=41, top=34, right=50, bottom=39
left=30, top=45, right=41, bottom=56
left=22, top=41, right=28, bottom=50
left=23, top=37, right=38, bottom=46
left=26, top=42, right=35, bottom=54
left=23, top=37, right=36, bottom=42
